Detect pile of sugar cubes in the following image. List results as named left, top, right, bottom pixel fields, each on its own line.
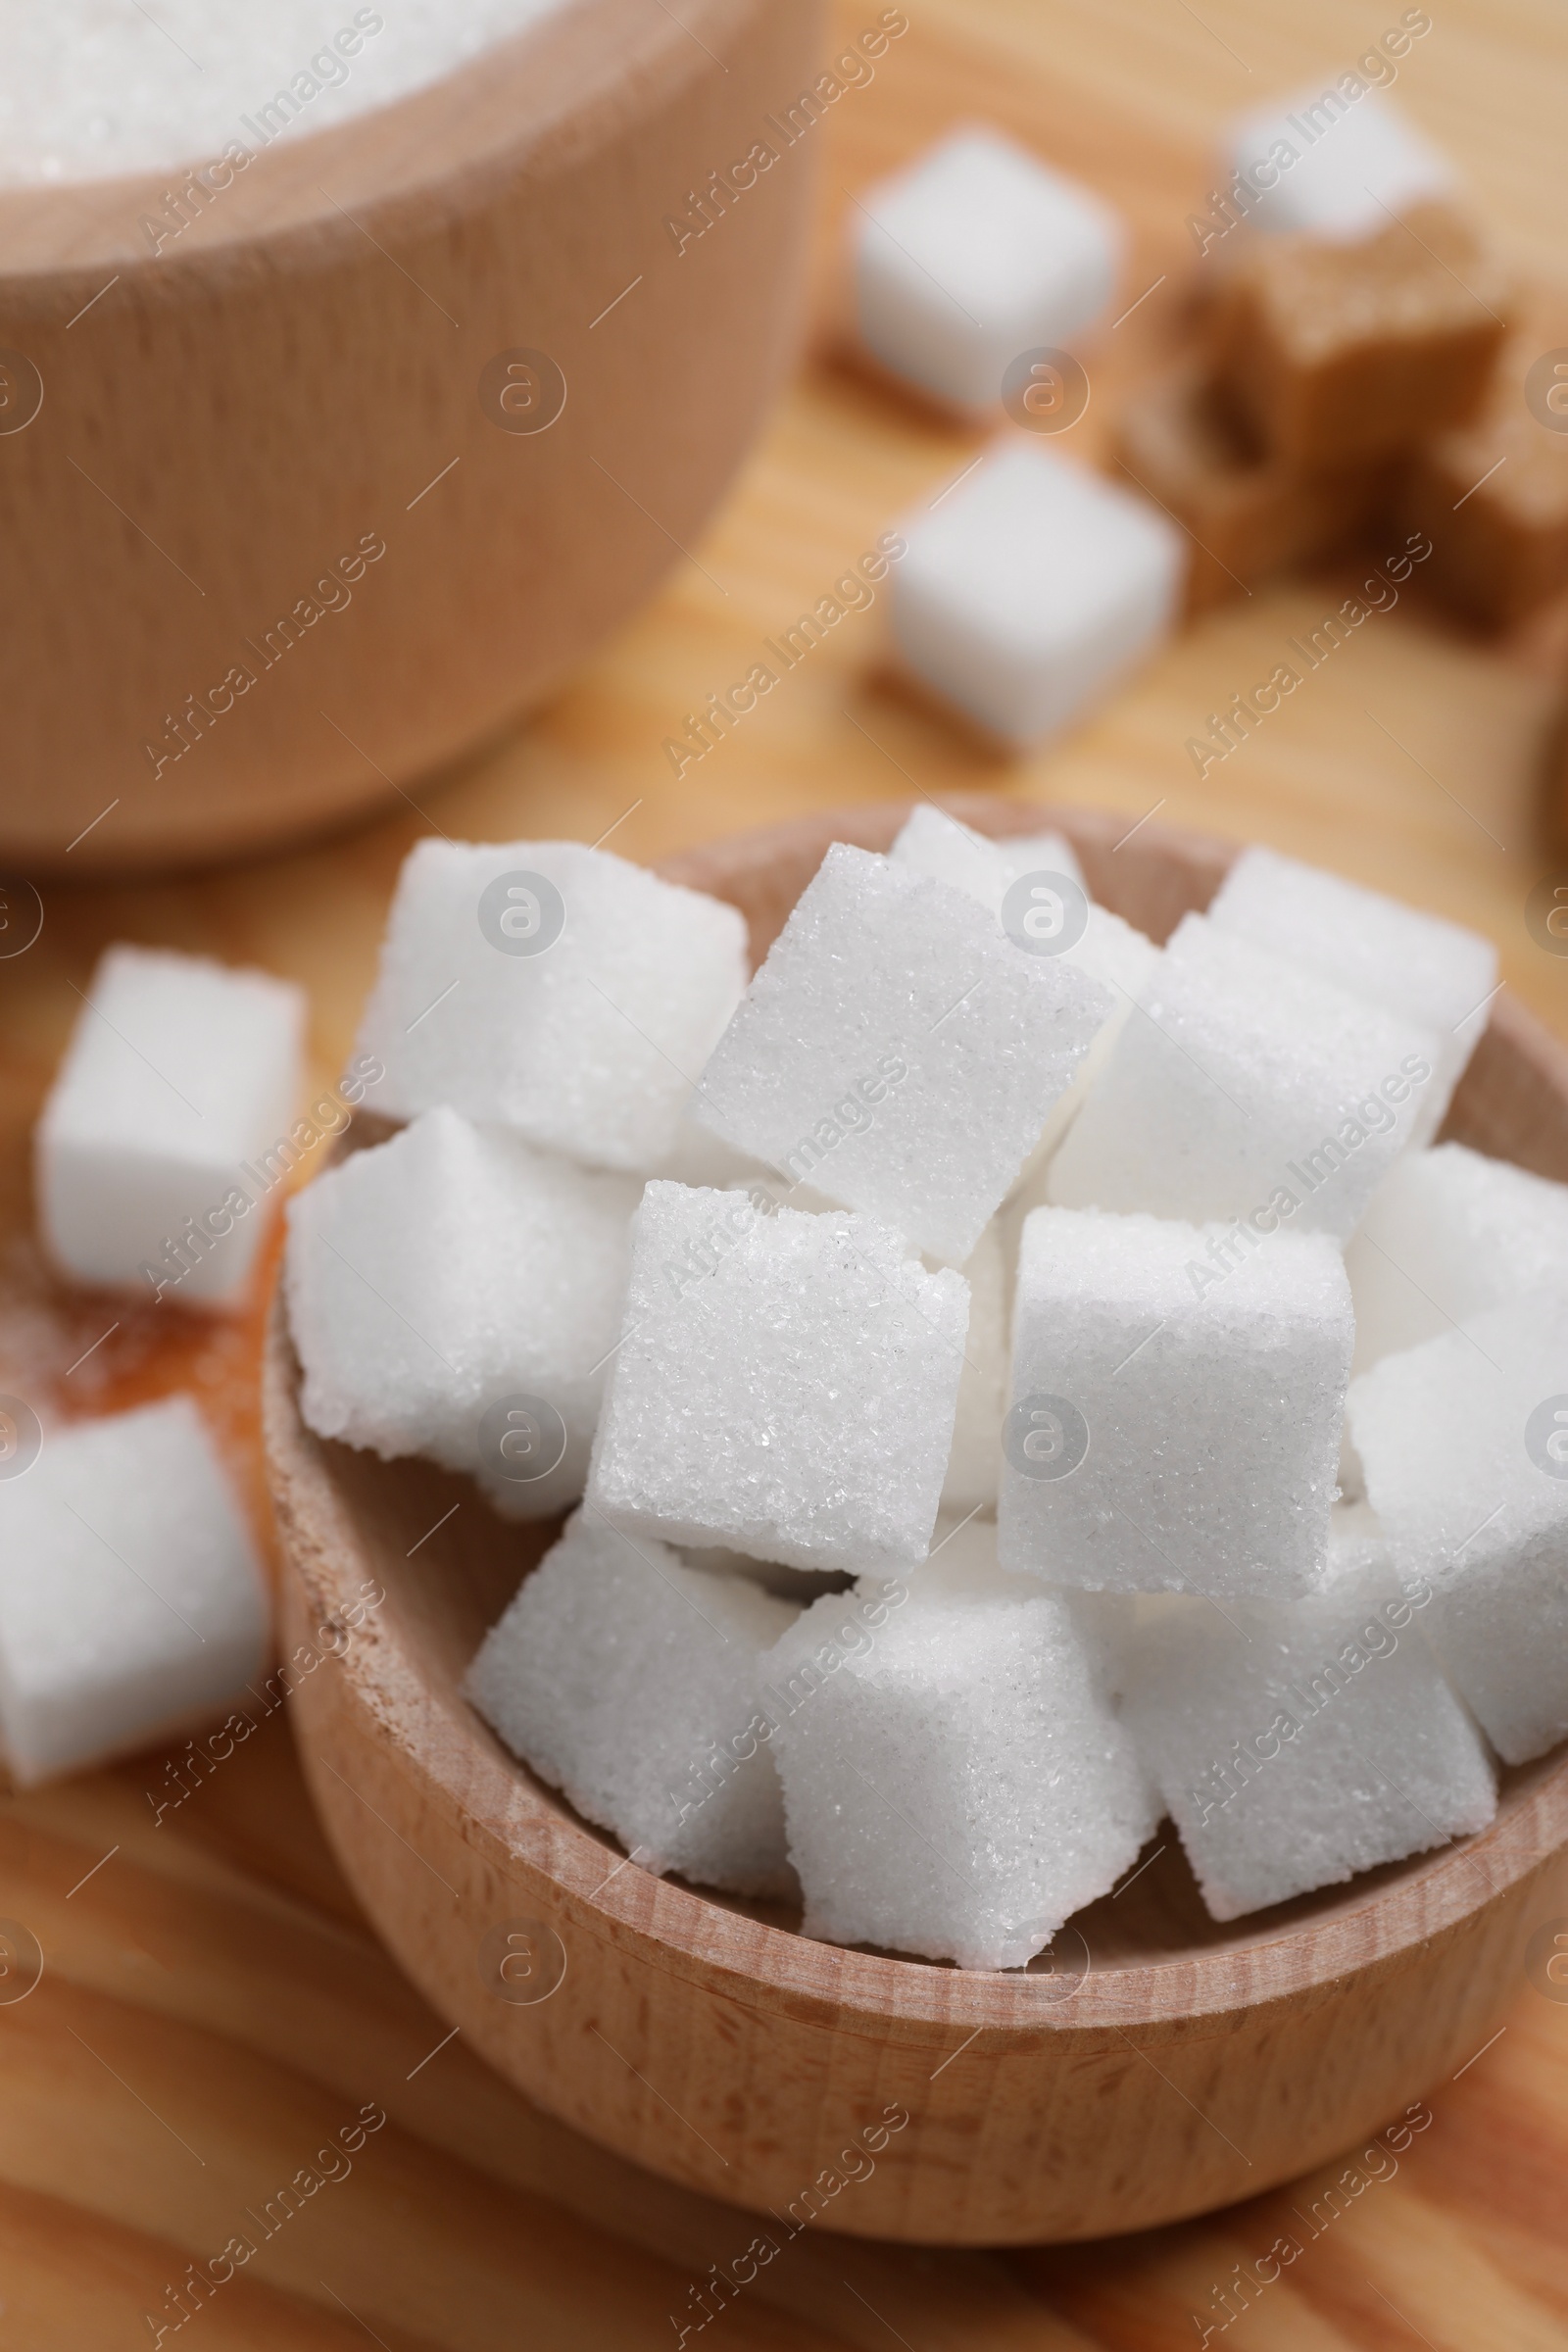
left=283, top=811, right=1568, bottom=1969
left=0, top=945, right=307, bottom=1785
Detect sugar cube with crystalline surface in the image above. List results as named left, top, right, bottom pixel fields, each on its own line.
left=1349, top=1296, right=1568, bottom=1763
left=36, top=944, right=305, bottom=1304
left=889, top=805, right=1085, bottom=905
left=352, top=840, right=748, bottom=1171
left=1205, top=843, right=1496, bottom=1137
left=693, top=844, right=1113, bottom=1264
left=1048, top=912, right=1440, bottom=1240
left=940, top=1219, right=1009, bottom=1515
left=1347, top=1143, right=1568, bottom=1373
left=889, top=445, right=1184, bottom=746
left=853, top=127, right=1123, bottom=410
left=763, top=1519, right=1156, bottom=1968
left=0, top=1396, right=268, bottom=1786
left=587, top=1183, right=967, bottom=1575
left=466, top=1512, right=796, bottom=1895
left=1122, top=1502, right=1495, bottom=1921
left=285, top=1107, right=638, bottom=1518
left=1001, top=1205, right=1351, bottom=1598
left=1225, top=89, right=1455, bottom=243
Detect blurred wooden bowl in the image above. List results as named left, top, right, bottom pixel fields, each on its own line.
left=0, top=0, right=822, bottom=876
left=264, top=798, right=1568, bottom=2244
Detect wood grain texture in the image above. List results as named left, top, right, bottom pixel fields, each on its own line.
left=3, top=0, right=1568, bottom=2337
left=0, top=0, right=823, bottom=873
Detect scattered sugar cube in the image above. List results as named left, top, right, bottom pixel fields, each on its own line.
left=889, top=805, right=1085, bottom=904
left=587, top=1183, right=967, bottom=1575
left=1205, top=843, right=1496, bottom=1135
left=889, top=445, right=1184, bottom=745
left=0, top=1396, right=268, bottom=1786
left=941, top=1220, right=1010, bottom=1514
left=763, top=1519, right=1156, bottom=1968
left=1349, top=1296, right=1568, bottom=1763
left=1047, top=912, right=1441, bottom=1240
left=1001, top=1205, right=1351, bottom=1598
left=285, top=1108, right=639, bottom=1517
left=1397, top=330, right=1568, bottom=626
left=1348, top=1144, right=1568, bottom=1373
left=852, top=126, right=1124, bottom=411
left=693, top=844, right=1113, bottom=1263
left=1122, top=1502, right=1495, bottom=1921
left=1226, top=88, right=1456, bottom=244
left=36, top=944, right=305, bottom=1306
left=352, top=840, right=749, bottom=1172
left=466, top=1512, right=796, bottom=1895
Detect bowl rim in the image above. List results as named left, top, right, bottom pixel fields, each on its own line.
left=266, top=795, right=1568, bottom=2042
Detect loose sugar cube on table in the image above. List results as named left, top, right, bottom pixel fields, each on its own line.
left=1349, top=1296, right=1568, bottom=1763
left=764, top=1519, right=1156, bottom=1969
left=587, top=1183, right=967, bottom=1575
left=352, top=840, right=748, bottom=1171
left=36, top=944, right=305, bottom=1305
left=466, top=1512, right=796, bottom=1896
left=1396, top=329, right=1568, bottom=626
left=852, top=127, right=1123, bottom=411
left=1348, top=1143, right=1568, bottom=1373
left=1205, top=842, right=1497, bottom=1135
left=1122, top=1503, right=1495, bottom=1921
left=1205, top=204, right=1507, bottom=466
left=888, top=445, right=1185, bottom=747
left=1047, top=912, right=1440, bottom=1240
left=1224, top=89, right=1456, bottom=244
left=1000, top=1205, right=1351, bottom=1599
left=286, top=1107, right=639, bottom=1518
left=694, top=844, right=1113, bottom=1264
left=0, top=1396, right=268, bottom=1786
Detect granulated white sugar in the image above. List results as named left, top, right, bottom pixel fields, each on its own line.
left=0, top=2, right=574, bottom=188
left=1123, top=1502, right=1495, bottom=1921
left=763, top=1519, right=1155, bottom=1968
left=586, top=1183, right=968, bottom=1575
left=1047, top=912, right=1440, bottom=1240
left=1001, top=1204, right=1351, bottom=1598
left=285, top=1107, right=638, bottom=1517
left=889, top=806, right=1086, bottom=906
left=694, top=844, right=1113, bottom=1263
left=0, top=1396, right=268, bottom=1786
left=466, top=1512, right=797, bottom=1897
left=940, top=1219, right=1009, bottom=1515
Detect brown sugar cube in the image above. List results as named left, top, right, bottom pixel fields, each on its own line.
left=1113, top=363, right=1379, bottom=611
left=1206, top=204, right=1510, bottom=466
left=1396, top=338, right=1568, bottom=626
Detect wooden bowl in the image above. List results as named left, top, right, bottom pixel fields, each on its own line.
left=264, top=798, right=1568, bottom=2245
left=0, top=0, right=821, bottom=877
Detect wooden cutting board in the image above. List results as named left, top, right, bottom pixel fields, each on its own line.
left=3, top=0, right=1568, bottom=2344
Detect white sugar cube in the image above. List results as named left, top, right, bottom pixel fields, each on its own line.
left=1123, top=1503, right=1495, bottom=1922
left=285, top=1108, right=638, bottom=1517
left=1001, top=1205, right=1351, bottom=1598
left=941, top=1219, right=1010, bottom=1514
left=587, top=1183, right=967, bottom=1574
left=1205, top=844, right=1495, bottom=1138
left=352, top=840, right=749, bottom=1172
left=889, top=445, right=1184, bottom=747
left=853, top=127, right=1123, bottom=411
left=1349, top=1297, right=1568, bottom=1763
left=889, top=805, right=1085, bottom=905
left=1348, top=1144, right=1568, bottom=1373
left=1226, top=88, right=1455, bottom=245
left=466, top=1512, right=796, bottom=1895
left=1048, top=912, right=1441, bottom=1240
left=0, top=1396, right=268, bottom=1786
left=693, top=844, right=1113, bottom=1264
left=764, top=1520, right=1155, bottom=1968
left=37, top=945, right=305, bottom=1306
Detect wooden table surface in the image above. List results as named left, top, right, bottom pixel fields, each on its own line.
left=5, top=1, right=1568, bottom=2344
